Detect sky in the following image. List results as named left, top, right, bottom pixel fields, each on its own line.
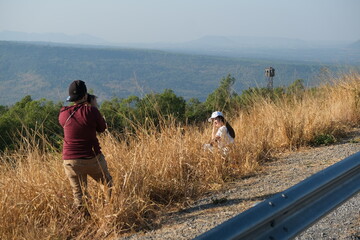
left=0, top=0, right=359, bottom=44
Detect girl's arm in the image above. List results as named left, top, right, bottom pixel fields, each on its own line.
left=210, top=123, right=221, bottom=145
left=211, top=121, right=217, bottom=139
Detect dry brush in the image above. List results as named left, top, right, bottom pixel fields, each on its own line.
left=1, top=73, right=360, bottom=239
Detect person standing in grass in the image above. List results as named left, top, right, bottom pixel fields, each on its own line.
left=59, top=80, right=113, bottom=217
left=204, top=111, right=235, bottom=152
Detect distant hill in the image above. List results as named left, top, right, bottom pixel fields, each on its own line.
left=182, top=35, right=310, bottom=49
left=349, top=40, right=360, bottom=49
left=118, top=36, right=360, bottom=64
left=0, top=41, right=351, bottom=106
left=1, top=31, right=359, bottom=64
left=0, top=31, right=108, bottom=45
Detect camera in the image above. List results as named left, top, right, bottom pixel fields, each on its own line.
left=87, top=94, right=96, bottom=103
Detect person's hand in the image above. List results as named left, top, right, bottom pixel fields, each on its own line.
left=212, top=120, right=218, bottom=130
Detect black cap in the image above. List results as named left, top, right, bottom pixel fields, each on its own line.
left=67, top=80, right=87, bottom=102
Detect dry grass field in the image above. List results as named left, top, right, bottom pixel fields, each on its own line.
left=1, top=72, right=360, bottom=239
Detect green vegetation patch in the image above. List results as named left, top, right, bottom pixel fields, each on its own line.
left=310, top=134, right=336, bottom=147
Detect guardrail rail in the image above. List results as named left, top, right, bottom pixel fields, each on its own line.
left=195, top=151, right=360, bottom=240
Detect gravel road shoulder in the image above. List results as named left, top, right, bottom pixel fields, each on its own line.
left=120, top=131, right=360, bottom=240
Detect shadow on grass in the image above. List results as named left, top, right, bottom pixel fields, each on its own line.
left=178, top=192, right=279, bottom=215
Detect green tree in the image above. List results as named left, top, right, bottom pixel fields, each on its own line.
left=156, top=89, right=186, bottom=121
left=101, top=90, right=186, bottom=132
left=235, top=87, right=285, bottom=109
left=100, top=96, right=140, bottom=132
left=0, top=96, right=62, bottom=151
left=287, top=79, right=305, bottom=96
left=205, top=74, right=237, bottom=112
left=185, top=98, right=209, bottom=123
left=136, top=89, right=186, bottom=126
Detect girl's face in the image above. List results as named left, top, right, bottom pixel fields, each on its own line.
left=213, top=117, right=223, bottom=127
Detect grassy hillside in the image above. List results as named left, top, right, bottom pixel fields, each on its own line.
left=1, top=73, right=359, bottom=239
left=0, top=41, right=345, bottom=105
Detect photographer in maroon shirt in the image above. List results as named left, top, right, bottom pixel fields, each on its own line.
left=59, top=80, right=113, bottom=217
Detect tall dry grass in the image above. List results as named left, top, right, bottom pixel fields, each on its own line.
left=1, top=73, right=360, bottom=239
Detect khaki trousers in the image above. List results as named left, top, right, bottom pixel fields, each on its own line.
left=63, top=154, right=113, bottom=207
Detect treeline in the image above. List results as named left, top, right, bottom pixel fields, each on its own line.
left=0, top=74, right=306, bottom=151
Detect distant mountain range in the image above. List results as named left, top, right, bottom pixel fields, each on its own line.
left=350, top=40, right=360, bottom=49
left=0, top=31, right=359, bottom=105
left=122, top=35, right=313, bottom=50
left=2, top=40, right=354, bottom=106
left=0, top=31, right=109, bottom=45
left=1, top=31, right=359, bottom=63
left=123, top=36, right=360, bottom=64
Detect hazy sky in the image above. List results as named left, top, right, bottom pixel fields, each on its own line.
left=0, top=0, right=359, bottom=43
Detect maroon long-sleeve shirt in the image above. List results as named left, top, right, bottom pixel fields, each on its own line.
left=59, top=103, right=106, bottom=160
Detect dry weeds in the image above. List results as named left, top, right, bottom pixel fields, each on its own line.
left=1, top=73, right=360, bottom=239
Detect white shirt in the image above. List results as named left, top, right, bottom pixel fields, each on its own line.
left=215, top=126, right=234, bottom=148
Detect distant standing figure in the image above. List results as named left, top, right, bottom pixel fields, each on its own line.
left=204, top=111, right=235, bottom=152
left=59, top=80, right=113, bottom=217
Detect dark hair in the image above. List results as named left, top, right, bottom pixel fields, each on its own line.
left=87, top=94, right=96, bottom=103
left=216, top=116, right=235, bottom=138
left=226, top=122, right=235, bottom=139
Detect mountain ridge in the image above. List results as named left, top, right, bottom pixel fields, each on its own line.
left=0, top=30, right=109, bottom=46
left=0, top=40, right=354, bottom=106
left=1, top=31, right=359, bottom=63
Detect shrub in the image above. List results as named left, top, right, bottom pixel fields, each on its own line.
left=310, top=134, right=336, bottom=146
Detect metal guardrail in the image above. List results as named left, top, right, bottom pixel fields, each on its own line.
left=195, top=151, right=360, bottom=240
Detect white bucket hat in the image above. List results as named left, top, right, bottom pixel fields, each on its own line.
left=208, top=111, right=224, bottom=122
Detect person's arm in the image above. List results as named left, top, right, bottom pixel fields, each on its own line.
left=210, top=123, right=221, bottom=145
left=90, top=100, right=106, bottom=133
left=211, top=122, right=217, bottom=140
left=89, top=96, right=107, bottom=132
